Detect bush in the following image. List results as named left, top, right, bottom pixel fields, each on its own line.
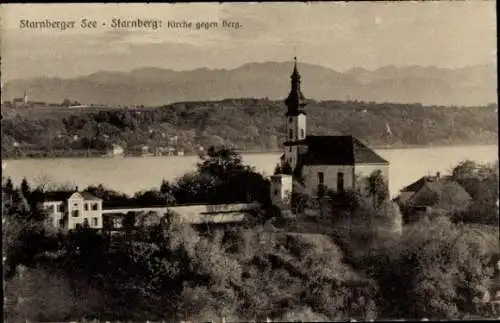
left=358, top=216, right=499, bottom=319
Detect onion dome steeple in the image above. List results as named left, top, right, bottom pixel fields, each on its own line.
left=285, top=57, right=307, bottom=116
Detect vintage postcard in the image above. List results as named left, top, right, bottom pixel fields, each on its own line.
left=1, top=2, right=499, bottom=322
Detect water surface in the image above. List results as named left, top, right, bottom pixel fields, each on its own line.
left=3, top=145, right=498, bottom=198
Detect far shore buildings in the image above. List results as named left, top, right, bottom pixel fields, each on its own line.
left=271, top=58, right=389, bottom=207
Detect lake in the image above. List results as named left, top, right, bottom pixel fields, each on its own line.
left=2, top=145, right=498, bottom=198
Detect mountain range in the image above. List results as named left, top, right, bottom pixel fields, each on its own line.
left=3, top=62, right=497, bottom=107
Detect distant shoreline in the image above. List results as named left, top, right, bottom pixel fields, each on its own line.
left=3, top=142, right=497, bottom=161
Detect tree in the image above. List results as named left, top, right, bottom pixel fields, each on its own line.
left=160, top=180, right=172, bottom=195
left=4, top=267, right=76, bottom=321
left=122, top=212, right=137, bottom=234
left=160, top=180, right=177, bottom=206
left=375, top=200, right=403, bottom=237
left=452, top=160, right=479, bottom=181
left=273, top=163, right=282, bottom=175
left=450, top=160, right=499, bottom=225
left=61, top=99, right=72, bottom=107
left=366, top=170, right=389, bottom=210
left=134, top=189, right=165, bottom=206
left=3, top=177, right=14, bottom=207
left=84, top=184, right=128, bottom=202
left=136, top=211, right=162, bottom=228
left=4, top=177, right=14, bottom=195
left=20, top=178, right=31, bottom=199
left=451, top=160, right=482, bottom=199
left=362, top=216, right=499, bottom=319
left=435, top=181, right=472, bottom=214
left=281, top=161, right=293, bottom=175
left=197, top=146, right=246, bottom=178
left=12, top=190, right=31, bottom=217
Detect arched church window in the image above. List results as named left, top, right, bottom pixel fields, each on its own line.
left=289, top=129, right=293, bottom=139
left=300, top=128, right=305, bottom=138
left=289, top=117, right=293, bottom=123
left=274, top=189, right=279, bottom=196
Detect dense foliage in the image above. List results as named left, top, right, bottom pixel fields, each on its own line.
left=450, top=160, right=500, bottom=226
left=3, top=154, right=499, bottom=321
left=395, top=160, right=499, bottom=226
left=2, top=99, right=497, bottom=158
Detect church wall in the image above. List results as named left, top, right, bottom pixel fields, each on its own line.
left=284, top=145, right=298, bottom=170
left=301, top=164, right=355, bottom=196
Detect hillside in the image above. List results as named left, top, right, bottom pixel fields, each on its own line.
left=2, top=99, right=498, bottom=159
left=3, top=62, right=497, bottom=107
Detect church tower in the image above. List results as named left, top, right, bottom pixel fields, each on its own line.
left=282, top=57, right=307, bottom=171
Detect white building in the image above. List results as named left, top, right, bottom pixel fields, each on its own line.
left=42, top=191, right=103, bottom=230
left=271, top=58, right=390, bottom=207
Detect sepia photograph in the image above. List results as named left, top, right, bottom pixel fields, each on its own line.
left=1, top=1, right=499, bottom=322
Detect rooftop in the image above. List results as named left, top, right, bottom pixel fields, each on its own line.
left=80, top=191, right=102, bottom=201
left=42, top=190, right=101, bottom=202
left=400, top=174, right=453, bottom=192
left=294, top=135, right=389, bottom=166
left=400, top=175, right=472, bottom=207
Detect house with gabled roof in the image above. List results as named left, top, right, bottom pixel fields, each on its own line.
left=270, top=58, right=389, bottom=206
left=42, top=189, right=103, bottom=230
left=394, top=172, right=472, bottom=221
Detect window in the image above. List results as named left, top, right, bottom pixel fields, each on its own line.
left=289, top=129, right=293, bottom=139
left=318, top=172, right=324, bottom=184
left=46, top=205, right=55, bottom=213
left=58, top=204, right=64, bottom=212
left=83, top=218, right=90, bottom=227
left=337, top=172, right=345, bottom=192
left=289, top=117, right=293, bottom=123
left=300, top=128, right=305, bottom=138
left=92, top=217, right=98, bottom=226
left=72, top=210, right=79, bottom=217
left=317, top=172, right=325, bottom=197
left=274, top=189, right=280, bottom=196
left=92, top=203, right=99, bottom=211
left=84, top=203, right=89, bottom=211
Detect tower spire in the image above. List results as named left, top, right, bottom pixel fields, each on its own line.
left=285, top=57, right=306, bottom=116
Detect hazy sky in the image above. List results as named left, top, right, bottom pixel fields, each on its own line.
left=1, top=2, right=496, bottom=81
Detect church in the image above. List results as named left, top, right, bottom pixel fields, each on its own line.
left=270, top=58, right=390, bottom=207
